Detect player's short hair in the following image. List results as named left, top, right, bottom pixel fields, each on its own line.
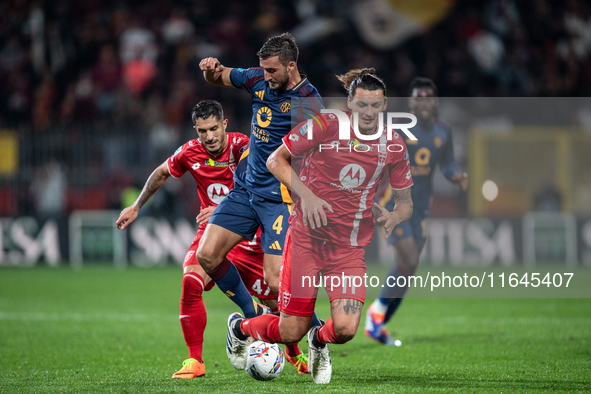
left=257, top=32, right=299, bottom=66
left=191, top=100, right=224, bottom=125
left=408, top=77, right=438, bottom=97
left=336, top=68, right=387, bottom=98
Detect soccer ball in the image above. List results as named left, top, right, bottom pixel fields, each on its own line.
left=245, top=341, right=285, bottom=381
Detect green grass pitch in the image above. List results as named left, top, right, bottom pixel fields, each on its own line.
left=0, top=266, right=589, bottom=393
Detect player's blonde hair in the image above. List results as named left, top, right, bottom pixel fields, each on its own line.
left=336, top=68, right=386, bottom=97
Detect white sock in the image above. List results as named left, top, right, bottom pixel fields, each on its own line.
left=371, top=299, right=388, bottom=315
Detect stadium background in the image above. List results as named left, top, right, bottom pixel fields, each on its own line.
left=1, top=1, right=590, bottom=393
left=0, top=0, right=590, bottom=269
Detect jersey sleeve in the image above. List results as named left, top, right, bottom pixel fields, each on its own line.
left=229, top=67, right=264, bottom=94
left=388, top=143, right=413, bottom=190
left=231, top=133, right=250, bottom=157
left=167, top=144, right=188, bottom=179
left=439, top=126, right=459, bottom=181
left=282, top=115, right=332, bottom=157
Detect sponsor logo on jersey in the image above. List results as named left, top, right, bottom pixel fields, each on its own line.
left=339, top=164, right=366, bottom=188
left=256, top=106, right=272, bottom=128
left=405, top=169, right=412, bottom=180
left=404, top=151, right=409, bottom=161
left=255, top=90, right=265, bottom=101
left=192, top=162, right=201, bottom=170
left=289, top=133, right=299, bottom=142
left=280, top=101, right=291, bottom=113
left=347, top=139, right=374, bottom=152
left=174, top=146, right=182, bottom=156
left=269, top=241, right=282, bottom=250
left=204, top=158, right=229, bottom=167
left=207, top=183, right=230, bottom=204
left=299, top=124, right=309, bottom=136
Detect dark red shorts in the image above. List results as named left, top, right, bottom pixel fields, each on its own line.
left=278, top=227, right=366, bottom=317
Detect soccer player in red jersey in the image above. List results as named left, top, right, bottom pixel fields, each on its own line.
left=227, top=69, right=414, bottom=384
left=116, top=100, right=279, bottom=379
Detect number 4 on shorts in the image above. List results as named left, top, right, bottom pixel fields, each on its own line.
left=272, top=215, right=283, bottom=234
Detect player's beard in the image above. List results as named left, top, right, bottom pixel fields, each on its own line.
left=269, top=68, right=290, bottom=91
left=204, top=137, right=225, bottom=156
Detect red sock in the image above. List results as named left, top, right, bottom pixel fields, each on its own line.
left=240, top=314, right=283, bottom=343
left=179, top=272, right=207, bottom=363
left=317, top=318, right=347, bottom=345
left=285, top=343, right=301, bottom=358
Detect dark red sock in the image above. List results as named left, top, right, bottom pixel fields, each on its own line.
left=179, top=272, right=207, bottom=363
left=317, top=318, right=347, bottom=345
left=240, top=314, right=283, bottom=343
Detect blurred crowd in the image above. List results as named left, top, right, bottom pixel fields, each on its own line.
left=1, top=0, right=590, bottom=216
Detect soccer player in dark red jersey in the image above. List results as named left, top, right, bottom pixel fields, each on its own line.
left=226, top=69, right=414, bottom=384
left=365, top=78, right=468, bottom=346
left=116, top=100, right=285, bottom=378
left=198, top=33, right=322, bottom=373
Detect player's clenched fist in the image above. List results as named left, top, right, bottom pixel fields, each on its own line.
left=199, top=57, right=223, bottom=73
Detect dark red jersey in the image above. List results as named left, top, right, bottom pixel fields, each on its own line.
left=283, top=111, right=413, bottom=247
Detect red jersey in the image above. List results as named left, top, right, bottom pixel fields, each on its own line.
left=168, top=132, right=248, bottom=211
left=283, top=111, right=413, bottom=247
left=167, top=132, right=263, bottom=254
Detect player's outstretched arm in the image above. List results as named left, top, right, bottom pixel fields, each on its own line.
left=374, top=187, right=413, bottom=238
left=451, top=172, right=468, bottom=191
left=116, top=161, right=171, bottom=230
left=199, top=57, right=234, bottom=87
left=267, top=145, right=333, bottom=230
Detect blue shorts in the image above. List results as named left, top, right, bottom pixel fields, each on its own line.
left=209, top=185, right=290, bottom=255
left=387, top=210, right=427, bottom=250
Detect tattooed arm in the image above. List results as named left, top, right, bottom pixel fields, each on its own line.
left=373, top=186, right=413, bottom=238
left=116, top=161, right=171, bottom=230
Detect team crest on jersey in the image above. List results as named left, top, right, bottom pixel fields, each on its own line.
left=207, top=183, right=230, bottom=204
left=257, top=107, right=272, bottom=128
left=239, top=145, right=247, bottom=153
left=404, top=151, right=409, bottom=161
left=282, top=291, right=291, bottom=308
left=339, top=164, right=366, bottom=188
left=280, top=101, right=291, bottom=113
left=434, top=136, right=443, bottom=148
left=392, top=131, right=400, bottom=139
left=204, top=158, right=229, bottom=167
left=184, top=250, right=195, bottom=263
